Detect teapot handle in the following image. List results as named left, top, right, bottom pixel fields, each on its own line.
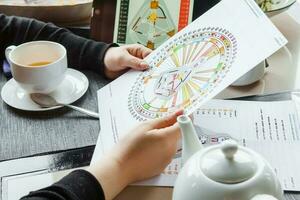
left=251, top=194, right=279, bottom=200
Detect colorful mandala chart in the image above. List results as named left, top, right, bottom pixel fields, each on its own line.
left=128, top=27, right=237, bottom=121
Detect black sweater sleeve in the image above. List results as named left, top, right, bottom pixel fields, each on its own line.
left=20, top=170, right=106, bottom=200
left=0, top=13, right=116, bottom=76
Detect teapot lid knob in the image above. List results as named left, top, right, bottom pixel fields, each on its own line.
left=221, top=140, right=238, bottom=160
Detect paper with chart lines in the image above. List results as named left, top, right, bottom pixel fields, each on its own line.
left=93, top=0, right=287, bottom=187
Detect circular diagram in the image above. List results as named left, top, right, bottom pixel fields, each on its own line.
left=128, top=27, right=237, bottom=121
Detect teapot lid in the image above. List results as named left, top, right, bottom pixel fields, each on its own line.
left=201, top=140, right=257, bottom=184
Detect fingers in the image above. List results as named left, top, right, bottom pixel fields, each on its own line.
left=126, top=44, right=152, bottom=58
left=156, top=123, right=181, bottom=141
left=146, top=109, right=184, bottom=129
left=120, top=44, right=152, bottom=71
left=139, top=45, right=152, bottom=58
left=120, top=53, right=148, bottom=70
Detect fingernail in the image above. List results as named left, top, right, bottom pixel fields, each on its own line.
left=174, top=109, right=184, bottom=116
left=140, top=61, right=149, bottom=69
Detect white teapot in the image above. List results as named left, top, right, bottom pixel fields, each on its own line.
left=173, top=115, right=283, bottom=200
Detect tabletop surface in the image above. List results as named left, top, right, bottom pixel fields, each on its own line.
left=0, top=70, right=108, bottom=161
left=1, top=10, right=300, bottom=200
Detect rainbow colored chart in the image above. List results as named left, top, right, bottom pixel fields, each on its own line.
left=128, top=27, right=237, bottom=121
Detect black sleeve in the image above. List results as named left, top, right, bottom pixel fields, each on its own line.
left=20, top=170, right=106, bottom=200
left=0, top=13, right=117, bottom=76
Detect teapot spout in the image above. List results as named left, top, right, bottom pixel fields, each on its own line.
left=177, top=115, right=203, bottom=164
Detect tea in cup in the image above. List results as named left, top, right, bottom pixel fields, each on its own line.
left=5, top=41, right=67, bottom=94
left=28, top=61, right=54, bottom=67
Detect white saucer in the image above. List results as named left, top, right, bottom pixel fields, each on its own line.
left=1, top=68, right=89, bottom=111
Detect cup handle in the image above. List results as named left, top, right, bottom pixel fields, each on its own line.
left=5, top=45, right=17, bottom=65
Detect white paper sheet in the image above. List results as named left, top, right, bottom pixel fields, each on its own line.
left=92, top=0, right=289, bottom=188
left=191, top=99, right=300, bottom=191
left=95, top=98, right=300, bottom=191
left=136, top=99, right=300, bottom=190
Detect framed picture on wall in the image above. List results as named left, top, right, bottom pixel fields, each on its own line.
left=113, top=0, right=194, bottom=49
left=91, top=0, right=220, bottom=49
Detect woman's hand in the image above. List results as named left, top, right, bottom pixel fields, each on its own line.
left=87, top=110, right=183, bottom=200
left=103, top=44, right=152, bottom=79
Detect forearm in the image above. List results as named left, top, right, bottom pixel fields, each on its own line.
left=21, top=170, right=105, bottom=200
left=87, top=155, right=132, bottom=200
left=0, top=14, right=114, bottom=75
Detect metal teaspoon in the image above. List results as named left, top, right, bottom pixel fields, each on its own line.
left=30, top=93, right=99, bottom=119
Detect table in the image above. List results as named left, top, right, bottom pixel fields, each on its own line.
left=1, top=10, right=300, bottom=200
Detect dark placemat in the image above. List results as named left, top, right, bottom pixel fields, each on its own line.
left=0, top=70, right=109, bottom=161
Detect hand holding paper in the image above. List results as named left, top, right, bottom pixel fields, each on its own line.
left=88, top=110, right=183, bottom=199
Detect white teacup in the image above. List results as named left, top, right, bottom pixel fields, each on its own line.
left=5, top=41, right=67, bottom=94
